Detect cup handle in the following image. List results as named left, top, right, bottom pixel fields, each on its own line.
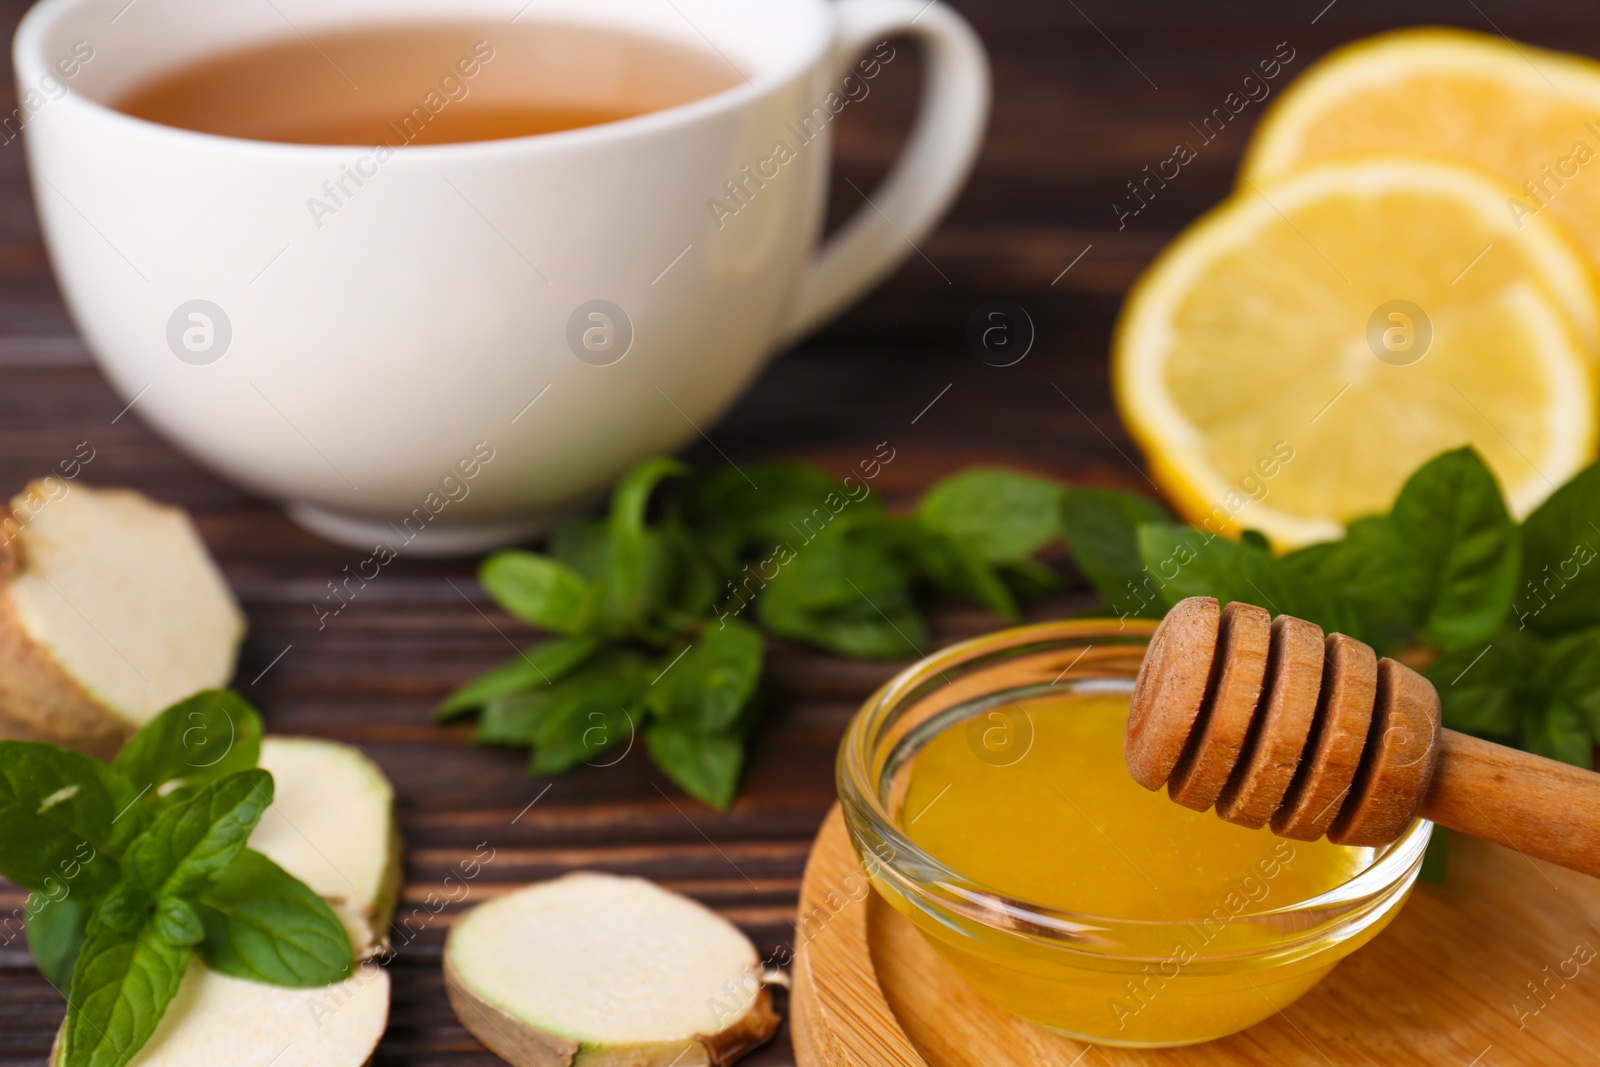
left=777, top=0, right=991, bottom=345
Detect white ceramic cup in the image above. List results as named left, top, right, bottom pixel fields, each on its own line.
left=15, top=0, right=988, bottom=554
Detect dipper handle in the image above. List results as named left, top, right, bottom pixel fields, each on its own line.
left=1127, top=596, right=1600, bottom=879
left=1422, top=730, right=1600, bottom=879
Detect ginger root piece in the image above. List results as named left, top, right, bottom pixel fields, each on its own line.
left=0, top=480, right=244, bottom=758
left=252, top=737, right=402, bottom=958
left=445, top=873, right=780, bottom=1067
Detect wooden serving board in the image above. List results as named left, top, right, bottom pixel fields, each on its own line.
left=792, top=806, right=1600, bottom=1066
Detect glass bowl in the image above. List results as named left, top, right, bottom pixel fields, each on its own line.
left=836, top=619, right=1431, bottom=1047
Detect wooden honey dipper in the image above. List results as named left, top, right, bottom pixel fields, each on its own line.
left=1127, top=596, right=1600, bottom=878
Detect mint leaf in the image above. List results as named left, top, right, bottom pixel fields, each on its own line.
left=480, top=551, right=596, bottom=635
left=112, top=691, right=263, bottom=802
left=646, top=725, right=743, bottom=810
left=608, top=457, right=689, bottom=625
left=60, top=920, right=187, bottom=1067
left=528, top=701, right=637, bottom=776
left=680, top=462, right=857, bottom=557
left=917, top=530, right=1019, bottom=620
left=659, top=621, right=764, bottom=734
left=1139, top=521, right=1388, bottom=639
left=1420, top=829, right=1449, bottom=885
left=121, top=770, right=273, bottom=901
left=912, top=471, right=1062, bottom=621
left=917, top=468, right=1063, bottom=563
left=0, top=742, right=137, bottom=894
left=151, top=898, right=204, bottom=948
left=1135, top=525, right=1297, bottom=614
left=94, top=885, right=154, bottom=935
left=1280, top=517, right=1408, bottom=651
left=436, top=636, right=601, bottom=720
left=1517, top=460, right=1600, bottom=635
left=999, top=558, right=1060, bottom=597
left=1061, top=487, right=1172, bottom=620
left=1538, top=628, right=1600, bottom=738
left=1525, top=702, right=1593, bottom=767
left=660, top=517, right=724, bottom=617
left=760, top=596, right=925, bottom=658
left=1427, top=628, right=1599, bottom=762
left=759, top=515, right=926, bottom=658
left=555, top=520, right=686, bottom=632
left=550, top=518, right=611, bottom=581
left=1122, top=450, right=1515, bottom=655
left=475, top=652, right=646, bottom=747
left=196, top=849, right=351, bottom=987
left=1385, top=448, right=1519, bottom=650
left=1425, top=633, right=1536, bottom=739
left=25, top=892, right=89, bottom=988
left=620, top=529, right=682, bottom=628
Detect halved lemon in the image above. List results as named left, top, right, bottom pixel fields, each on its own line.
left=1244, top=28, right=1600, bottom=274
left=1114, top=156, right=1598, bottom=547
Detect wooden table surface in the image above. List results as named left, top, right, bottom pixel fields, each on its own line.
left=3, top=2, right=1598, bottom=1064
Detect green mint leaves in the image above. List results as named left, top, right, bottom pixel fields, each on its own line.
left=60, top=920, right=189, bottom=1067
left=1382, top=447, right=1521, bottom=650
left=655, top=620, right=764, bottom=735
left=1067, top=447, right=1600, bottom=769
left=1059, top=487, right=1173, bottom=622
left=194, top=849, right=353, bottom=987
left=1110, top=449, right=1523, bottom=654
left=1516, top=462, right=1600, bottom=634
left=917, top=469, right=1064, bottom=621
left=435, top=636, right=601, bottom=721
left=445, top=447, right=1600, bottom=812
left=4, top=692, right=351, bottom=1067
left=120, top=770, right=273, bottom=901
left=441, top=457, right=1065, bottom=807
left=0, top=745, right=138, bottom=896
left=759, top=512, right=926, bottom=657
left=479, top=552, right=596, bottom=636
left=110, top=690, right=263, bottom=802
left=24, top=893, right=89, bottom=988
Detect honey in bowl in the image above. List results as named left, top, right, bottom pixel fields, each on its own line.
left=890, top=686, right=1405, bottom=1046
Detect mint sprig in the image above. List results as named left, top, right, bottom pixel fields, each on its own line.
left=441, top=461, right=1066, bottom=807
left=5, top=693, right=351, bottom=1067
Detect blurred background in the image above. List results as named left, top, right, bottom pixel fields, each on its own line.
left=1, top=1, right=1595, bottom=1063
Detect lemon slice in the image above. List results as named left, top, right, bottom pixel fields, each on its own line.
left=1244, top=27, right=1600, bottom=276
left=1114, top=157, right=1598, bottom=547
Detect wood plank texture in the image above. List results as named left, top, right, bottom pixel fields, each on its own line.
left=5, top=2, right=1600, bottom=1065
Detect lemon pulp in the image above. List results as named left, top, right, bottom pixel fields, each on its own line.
left=1114, top=157, right=1598, bottom=547
left=1244, top=27, right=1600, bottom=271
left=893, top=691, right=1394, bottom=1045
